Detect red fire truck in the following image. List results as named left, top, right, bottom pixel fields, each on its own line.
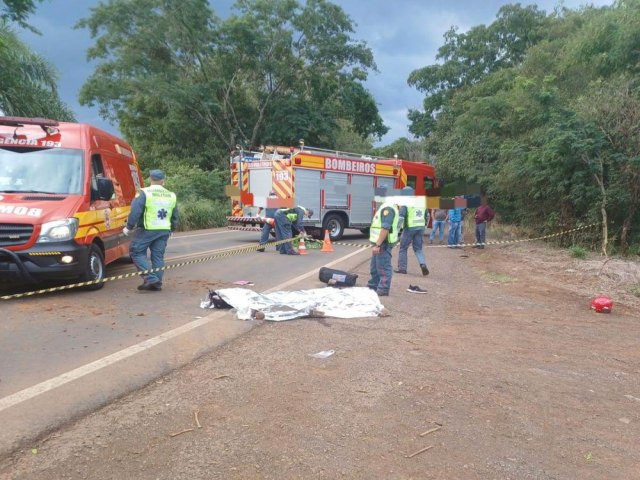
left=227, top=145, right=437, bottom=240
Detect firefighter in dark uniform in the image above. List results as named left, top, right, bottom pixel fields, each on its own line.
left=367, top=200, right=399, bottom=296
left=274, top=206, right=313, bottom=255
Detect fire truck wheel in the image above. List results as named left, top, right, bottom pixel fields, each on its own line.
left=323, top=213, right=345, bottom=241
left=80, top=244, right=106, bottom=291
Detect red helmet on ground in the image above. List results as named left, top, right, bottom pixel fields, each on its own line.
left=591, top=296, right=613, bottom=313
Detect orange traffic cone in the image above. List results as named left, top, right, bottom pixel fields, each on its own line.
left=321, top=229, right=334, bottom=252
left=298, top=236, right=308, bottom=255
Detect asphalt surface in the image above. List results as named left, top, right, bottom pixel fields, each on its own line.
left=0, top=228, right=369, bottom=456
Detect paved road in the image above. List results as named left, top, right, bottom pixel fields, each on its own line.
left=0, top=228, right=368, bottom=455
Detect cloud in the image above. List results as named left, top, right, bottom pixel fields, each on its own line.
left=18, top=0, right=615, bottom=147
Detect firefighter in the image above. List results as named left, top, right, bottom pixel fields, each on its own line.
left=367, top=199, right=400, bottom=296
left=274, top=206, right=313, bottom=255
left=124, top=169, right=179, bottom=291
left=256, top=215, right=276, bottom=252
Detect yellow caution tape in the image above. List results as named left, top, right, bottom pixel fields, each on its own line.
left=0, top=236, right=296, bottom=300
left=1, top=223, right=598, bottom=300
left=330, top=222, right=600, bottom=249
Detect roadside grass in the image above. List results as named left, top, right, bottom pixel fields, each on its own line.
left=482, top=271, right=514, bottom=284
left=630, top=284, right=640, bottom=298
left=569, top=245, right=588, bottom=259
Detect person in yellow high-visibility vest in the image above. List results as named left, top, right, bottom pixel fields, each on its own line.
left=123, top=169, right=179, bottom=291
left=366, top=200, right=400, bottom=296
left=274, top=206, right=313, bottom=255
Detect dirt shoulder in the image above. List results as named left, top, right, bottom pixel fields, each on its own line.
left=1, top=241, right=639, bottom=480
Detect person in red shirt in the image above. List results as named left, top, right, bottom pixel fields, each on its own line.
left=473, top=201, right=495, bottom=249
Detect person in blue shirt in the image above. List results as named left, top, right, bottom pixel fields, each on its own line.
left=447, top=206, right=463, bottom=247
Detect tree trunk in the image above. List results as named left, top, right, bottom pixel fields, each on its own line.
left=591, top=162, right=608, bottom=256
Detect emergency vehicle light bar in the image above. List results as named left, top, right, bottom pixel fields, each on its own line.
left=0, top=116, right=60, bottom=134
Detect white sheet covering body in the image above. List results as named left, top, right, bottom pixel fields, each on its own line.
left=204, top=287, right=384, bottom=321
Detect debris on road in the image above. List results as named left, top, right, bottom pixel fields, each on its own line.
left=404, top=445, right=434, bottom=458
left=309, top=350, right=335, bottom=359
left=168, top=428, right=193, bottom=438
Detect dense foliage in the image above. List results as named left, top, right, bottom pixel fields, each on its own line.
left=0, top=0, right=74, bottom=119
left=409, top=0, right=640, bottom=254
left=3, top=0, right=638, bottom=248
left=77, top=0, right=387, bottom=173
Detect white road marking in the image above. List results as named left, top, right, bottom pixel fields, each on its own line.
left=0, top=247, right=368, bottom=413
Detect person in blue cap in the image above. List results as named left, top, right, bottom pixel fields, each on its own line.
left=123, top=169, right=179, bottom=291
left=367, top=196, right=400, bottom=296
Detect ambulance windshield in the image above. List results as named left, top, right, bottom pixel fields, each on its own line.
left=0, top=148, right=84, bottom=195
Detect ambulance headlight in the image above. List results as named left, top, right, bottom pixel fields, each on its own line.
left=37, top=218, right=79, bottom=243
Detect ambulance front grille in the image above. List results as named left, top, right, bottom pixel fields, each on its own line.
left=22, top=195, right=66, bottom=201
left=0, top=223, right=34, bottom=247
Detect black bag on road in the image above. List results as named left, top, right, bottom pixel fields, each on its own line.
left=318, top=267, right=358, bottom=287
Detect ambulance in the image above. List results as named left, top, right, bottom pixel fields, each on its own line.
left=227, top=144, right=437, bottom=240
left=0, top=116, right=144, bottom=290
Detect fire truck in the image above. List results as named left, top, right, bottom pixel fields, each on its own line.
left=227, top=144, right=437, bottom=241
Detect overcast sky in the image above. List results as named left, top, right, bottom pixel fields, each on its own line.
left=19, top=0, right=614, bottom=146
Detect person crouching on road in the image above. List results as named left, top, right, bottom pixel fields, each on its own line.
left=274, top=206, right=313, bottom=255
left=367, top=200, right=399, bottom=296
left=256, top=213, right=276, bottom=252
left=123, top=169, right=179, bottom=291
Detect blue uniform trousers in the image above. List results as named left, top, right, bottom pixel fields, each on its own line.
left=274, top=210, right=296, bottom=254
left=259, top=222, right=272, bottom=247
left=367, top=244, right=393, bottom=295
left=397, top=227, right=426, bottom=271
left=129, top=229, right=171, bottom=284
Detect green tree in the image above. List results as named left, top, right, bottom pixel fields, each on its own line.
left=77, top=0, right=386, bottom=171
left=0, top=23, right=75, bottom=119
left=1, top=0, right=44, bottom=31
left=407, top=3, right=549, bottom=137
left=411, top=1, right=640, bottom=254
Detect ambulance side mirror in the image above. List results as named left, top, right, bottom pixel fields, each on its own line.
left=93, top=177, right=115, bottom=201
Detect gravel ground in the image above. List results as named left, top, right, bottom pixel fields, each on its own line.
left=1, top=241, right=639, bottom=480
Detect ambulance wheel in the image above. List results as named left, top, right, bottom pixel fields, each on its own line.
left=323, top=213, right=345, bottom=241
left=80, top=244, right=105, bottom=290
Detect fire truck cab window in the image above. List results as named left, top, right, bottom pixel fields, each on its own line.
left=406, top=176, right=417, bottom=189
left=423, top=178, right=434, bottom=190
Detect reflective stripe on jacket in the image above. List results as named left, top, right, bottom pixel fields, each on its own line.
left=369, top=202, right=399, bottom=244
left=406, top=206, right=426, bottom=228
left=142, top=185, right=177, bottom=230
